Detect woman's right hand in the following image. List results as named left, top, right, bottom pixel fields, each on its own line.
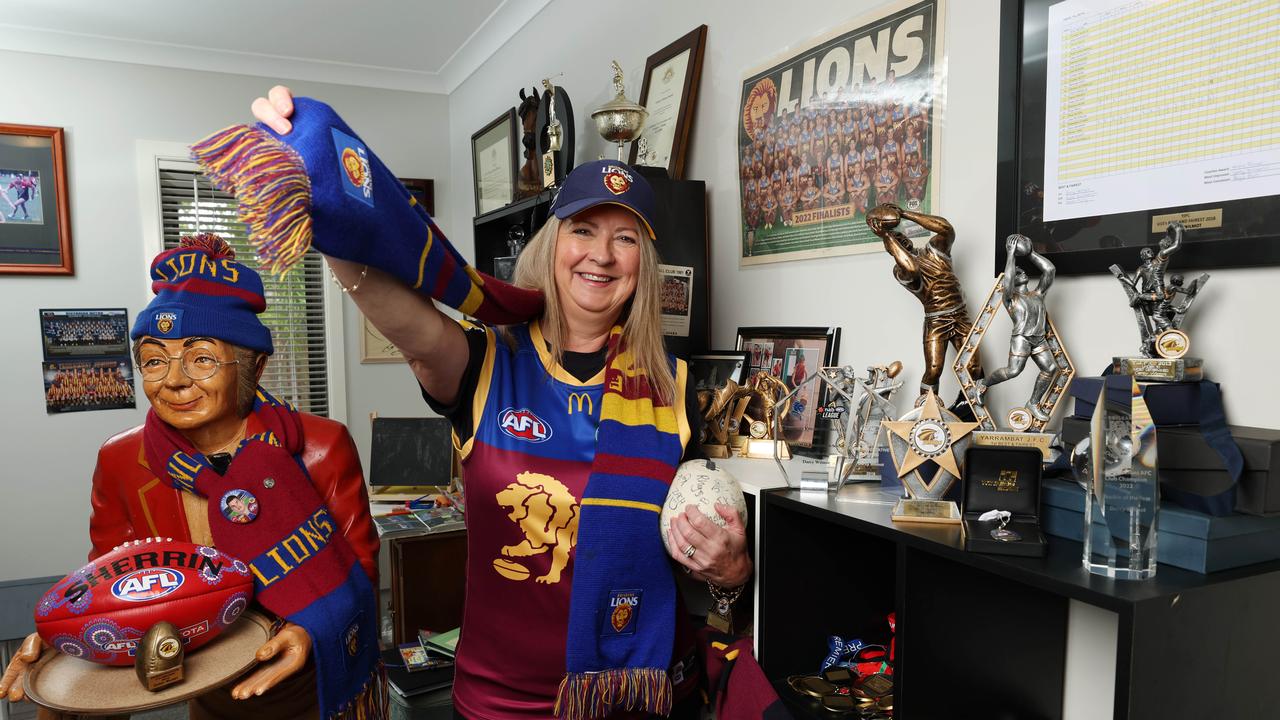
left=251, top=85, right=296, bottom=135
left=0, top=633, right=44, bottom=702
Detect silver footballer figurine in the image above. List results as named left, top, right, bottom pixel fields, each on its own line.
left=1109, top=222, right=1209, bottom=360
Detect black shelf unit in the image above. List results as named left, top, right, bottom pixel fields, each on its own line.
left=759, top=485, right=1280, bottom=720
left=471, top=172, right=709, bottom=359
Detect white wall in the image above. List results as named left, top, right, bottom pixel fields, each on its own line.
left=0, top=50, right=446, bottom=582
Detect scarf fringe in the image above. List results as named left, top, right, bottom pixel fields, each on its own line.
left=190, top=124, right=313, bottom=276
left=554, top=668, right=672, bottom=720
left=331, top=662, right=389, bottom=720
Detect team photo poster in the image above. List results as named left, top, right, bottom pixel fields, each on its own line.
left=738, top=0, right=945, bottom=266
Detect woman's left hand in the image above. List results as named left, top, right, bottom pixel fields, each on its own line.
left=230, top=622, right=312, bottom=700
left=668, top=503, right=753, bottom=587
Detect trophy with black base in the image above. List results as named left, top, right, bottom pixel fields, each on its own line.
left=884, top=390, right=979, bottom=524
left=1109, top=222, right=1209, bottom=381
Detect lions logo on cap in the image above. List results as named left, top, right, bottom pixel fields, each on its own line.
left=341, top=148, right=365, bottom=188
left=601, top=165, right=633, bottom=195
left=155, top=312, right=177, bottom=335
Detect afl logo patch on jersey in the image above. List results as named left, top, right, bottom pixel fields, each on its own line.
left=331, top=128, right=374, bottom=206
left=499, top=408, right=552, bottom=443
left=112, top=568, right=184, bottom=603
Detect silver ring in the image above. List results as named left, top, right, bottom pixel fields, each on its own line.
left=683, top=544, right=696, bottom=559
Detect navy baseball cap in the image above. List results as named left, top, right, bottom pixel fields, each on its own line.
left=550, top=160, right=656, bottom=239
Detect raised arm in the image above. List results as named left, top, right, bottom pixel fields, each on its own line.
left=867, top=204, right=918, bottom=276
left=1028, top=248, right=1055, bottom=294
left=254, top=87, right=470, bottom=404
left=899, top=208, right=955, bottom=254
left=1159, top=222, right=1183, bottom=259
left=1001, top=235, right=1019, bottom=298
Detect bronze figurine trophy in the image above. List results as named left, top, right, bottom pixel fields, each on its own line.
left=954, top=234, right=1075, bottom=457
left=866, top=204, right=984, bottom=400
left=698, top=380, right=753, bottom=459
left=1109, top=222, right=1209, bottom=381
left=743, top=371, right=793, bottom=460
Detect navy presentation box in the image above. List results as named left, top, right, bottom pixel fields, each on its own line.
left=1040, top=477, right=1280, bottom=574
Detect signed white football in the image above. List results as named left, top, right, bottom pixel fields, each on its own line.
left=660, top=460, right=748, bottom=554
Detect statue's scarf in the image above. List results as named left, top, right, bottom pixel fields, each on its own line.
left=143, top=388, right=385, bottom=719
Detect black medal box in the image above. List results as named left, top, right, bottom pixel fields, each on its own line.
left=961, top=446, right=1046, bottom=557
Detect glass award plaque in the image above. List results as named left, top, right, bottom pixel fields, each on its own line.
left=1079, top=374, right=1159, bottom=580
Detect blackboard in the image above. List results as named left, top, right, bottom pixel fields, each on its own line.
left=369, top=417, right=454, bottom=486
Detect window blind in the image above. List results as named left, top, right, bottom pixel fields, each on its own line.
left=157, top=166, right=329, bottom=417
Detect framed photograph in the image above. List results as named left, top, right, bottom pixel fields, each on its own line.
left=690, top=351, right=750, bottom=393
left=630, top=24, right=708, bottom=180
left=361, top=314, right=404, bottom=364
left=737, top=0, right=946, bottom=266
left=735, top=326, right=840, bottom=448
left=996, top=0, right=1280, bottom=275
left=471, top=109, right=519, bottom=216
left=493, top=255, right=518, bottom=283
left=38, top=308, right=129, bottom=361
left=0, top=123, right=72, bottom=275
left=400, top=178, right=435, bottom=215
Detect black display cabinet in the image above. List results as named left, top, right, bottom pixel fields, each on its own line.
left=472, top=171, right=709, bottom=359
left=759, top=484, right=1280, bottom=720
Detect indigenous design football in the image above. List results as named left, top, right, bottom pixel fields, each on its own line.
left=34, top=538, right=253, bottom=666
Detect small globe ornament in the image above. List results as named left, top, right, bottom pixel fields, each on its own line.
left=660, top=459, right=748, bottom=555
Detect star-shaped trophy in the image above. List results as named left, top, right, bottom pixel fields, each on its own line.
left=883, top=390, right=979, bottom=523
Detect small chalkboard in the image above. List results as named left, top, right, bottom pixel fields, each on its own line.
left=369, top=417, right=454, bottom=486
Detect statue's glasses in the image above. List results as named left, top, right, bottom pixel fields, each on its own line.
left=137, top=348, right=240, bottom=383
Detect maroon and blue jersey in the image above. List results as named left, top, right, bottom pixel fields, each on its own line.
left=451, top=321, right=690, bottom=719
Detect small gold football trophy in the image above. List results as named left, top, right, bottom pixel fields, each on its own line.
left=135, top=621, right=185, bottom=691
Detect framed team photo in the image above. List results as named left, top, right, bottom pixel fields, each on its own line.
left=737, top=0, right=946, bottom=266
left=42, top=358, right=137, bottom=414
left=735, top=326, right=840, bottom=448
left=0, top=122, right=73, bottom=275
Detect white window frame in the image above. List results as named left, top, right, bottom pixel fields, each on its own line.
left=134, top=139, right=347, bottom=423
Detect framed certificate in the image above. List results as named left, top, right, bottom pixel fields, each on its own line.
left=629, top=25, right=707, bottom=180
left=0, top=122, right=73, bottom=275
left=471, top=109, right=518, bottom=216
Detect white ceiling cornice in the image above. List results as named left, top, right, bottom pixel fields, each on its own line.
left=0, top=0, right=552, bottom=95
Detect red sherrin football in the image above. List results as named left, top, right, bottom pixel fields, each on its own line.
left=34, top=538, right=254, bottom=666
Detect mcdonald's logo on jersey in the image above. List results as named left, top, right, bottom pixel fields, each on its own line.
left=567, top=392, right=594, bottom=416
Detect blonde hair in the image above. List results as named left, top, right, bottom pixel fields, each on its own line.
left=504, top=214, right=676, bottom=403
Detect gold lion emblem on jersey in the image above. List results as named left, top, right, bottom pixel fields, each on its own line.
left=492, top=471, right=579, bottom=584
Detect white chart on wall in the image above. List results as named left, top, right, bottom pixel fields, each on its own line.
left=1043, top=0, right=1280, bottom=222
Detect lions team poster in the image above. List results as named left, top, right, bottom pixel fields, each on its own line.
left=737, top=0, right=945, bottom=266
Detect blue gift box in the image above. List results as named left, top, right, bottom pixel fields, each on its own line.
left=1070, top=376, right=1212, bottom=427
left=1040, top=477, right=1280, bottom=574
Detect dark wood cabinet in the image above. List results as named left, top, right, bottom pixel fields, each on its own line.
left=389, top=530, right=467, bottom=645
left=759, top=485, right=1280, bottom=720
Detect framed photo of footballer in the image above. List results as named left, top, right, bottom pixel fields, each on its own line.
left=737, top=0, right=946, bottom=266
left=735, top=326, right=840, bottom=448
left=0, top=123, right=73, bottom=275
left=630, top=25, right=708, bottom=180
left=471, top=109, right=519, bottom=216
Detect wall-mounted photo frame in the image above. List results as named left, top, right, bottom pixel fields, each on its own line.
left=996, top=0, right=1280, bottom=275
left=735, top=326, right=840, bottom=448
left=0, top=123, right=72, bottom=275
left=689, top=351, right=750, bottom=393
left=38, top=308, right=129, bottom=361
left=471, top=109, right=519, bottom=216
left=630, top=24, right=708, bottom=180
left=361, top=315, right=404, bottom=364
left=400, top=177, right=435, bottom=215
